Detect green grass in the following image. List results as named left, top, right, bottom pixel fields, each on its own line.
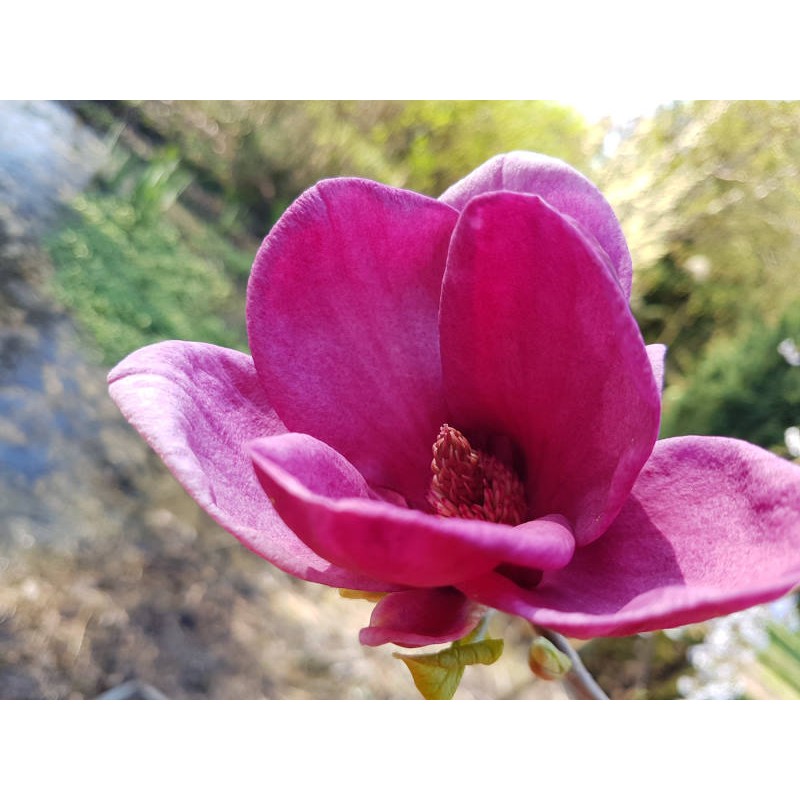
left=46, top=155, right=254, bottom=365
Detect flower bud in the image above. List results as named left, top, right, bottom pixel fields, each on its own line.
left=528, top=636, right=573, bottom=680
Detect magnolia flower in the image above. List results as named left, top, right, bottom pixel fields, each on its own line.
left=109, top=152, right=800, bottom=652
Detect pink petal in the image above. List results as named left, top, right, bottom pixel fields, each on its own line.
left=247, top=178, right=458, bottom=509
left=249, top=433, right=575, bottom=588
left=107, top=341, right=390, bottom=591
left=439, top=152, right=633, bottom=296
left=359, top=588, right=482, bottom=647
left=459, top=437, right=800, bottom=637
left=440, top=191, right=661, bottom=546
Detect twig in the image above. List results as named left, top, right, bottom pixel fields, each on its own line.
left=533, top=625, right=609, bottom=700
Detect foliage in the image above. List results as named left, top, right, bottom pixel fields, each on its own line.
left=394, top=618, right=504, bottom=700
left=595, top=100, right=800, bottom=454
left=117, top=100, right=595, bottom=233
left=600, top=101, right=800, bottom=379
left=662, top=307, right=800, bottom=450
left=367, top=100, right=594, bottom=196
left=46, top=149, right=251, bottom=365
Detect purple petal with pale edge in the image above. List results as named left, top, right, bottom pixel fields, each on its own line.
left=647, top=343, right=667, bottom=394
left=440, top=192, right=661, bottom=546
left=440, top=152, right=633, bottom=296
left=249, top=433, right=575, bottom=588
left=359, top=588, right=482, bottom=647
left=458, top=437, right=800, bottom=638
left=107, top=341, right=391, bottom=591
left=247, top=178, right=457, bottom=509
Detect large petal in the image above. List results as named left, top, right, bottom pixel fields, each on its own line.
left=439, top=152, right=633, bottom=297
left=247, top=178, right=458, bottom=508
left=359, top=588, right=482, bottom=647
left=459, top=437, right=800, bottom=637
left=249, top=433, right=575, bottom=588
left=440, top=191, right=661, bottom=546
left=107, top=341, right=390, bottom=591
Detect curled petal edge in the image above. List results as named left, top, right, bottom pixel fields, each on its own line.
left=249, top=433, right=576, bottom=588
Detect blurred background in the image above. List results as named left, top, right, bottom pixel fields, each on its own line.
left=1, top=99, right=799, bottom=699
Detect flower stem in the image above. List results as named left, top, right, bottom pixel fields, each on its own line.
left=533, top=626, right=609, bottom=700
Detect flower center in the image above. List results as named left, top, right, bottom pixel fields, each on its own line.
left=427, top=424, right=527, bottom=525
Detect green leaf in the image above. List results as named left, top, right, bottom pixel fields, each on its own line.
left=394, top=638, right=504, bottom=700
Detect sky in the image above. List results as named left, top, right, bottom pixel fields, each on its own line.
left=567, top=99, right=675, bottom=126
